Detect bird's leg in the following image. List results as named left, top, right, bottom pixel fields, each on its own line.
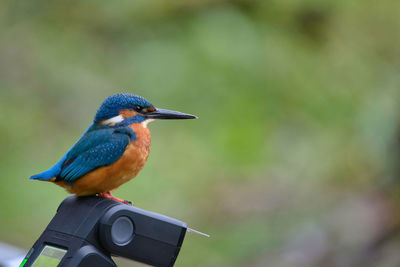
left=98, top=191, right=133, bottom=205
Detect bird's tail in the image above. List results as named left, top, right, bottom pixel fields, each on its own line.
left=30, top=154, right=68, bottom=180
left=30, top=125, right=91, bottom=181
left=30, top=165, right=61, bottom=181
left=30, top=170, right=56, bottom=180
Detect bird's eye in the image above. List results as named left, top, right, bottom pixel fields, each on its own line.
left=134, top=105, right=142, bottom=112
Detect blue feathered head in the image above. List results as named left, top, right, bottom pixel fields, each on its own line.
left=94, top=93, right=154, bottom=123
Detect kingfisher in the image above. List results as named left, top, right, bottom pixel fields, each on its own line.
left=30, top=93, right=197, bottom=204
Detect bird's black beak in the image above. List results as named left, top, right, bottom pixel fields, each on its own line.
left=146, top=108, right=197, bottom=120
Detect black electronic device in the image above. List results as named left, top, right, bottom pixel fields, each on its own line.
left=20, top=195, right=206, bottom=267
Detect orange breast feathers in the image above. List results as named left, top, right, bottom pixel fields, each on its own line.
left=54, top=123, right=151, bottom=196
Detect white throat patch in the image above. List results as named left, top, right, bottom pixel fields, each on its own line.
left=141, top=119, right=155, bottom=128
left=99, top=115, right=124, bottom=126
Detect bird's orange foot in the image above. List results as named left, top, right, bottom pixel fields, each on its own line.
left=98, top=192, right=133, bottom=205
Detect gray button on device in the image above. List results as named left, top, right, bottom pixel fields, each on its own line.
left=111, top=216, right=134, bottom=246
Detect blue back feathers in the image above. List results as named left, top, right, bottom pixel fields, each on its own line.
left=59, top=124, right=135, bottom=181
left=94, top=93, right=154, bottom=123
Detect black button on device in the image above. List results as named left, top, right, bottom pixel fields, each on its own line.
left=111, top=216, right=134, bottom=246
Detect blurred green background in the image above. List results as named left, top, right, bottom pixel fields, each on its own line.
left=1, top=0, right=400, bottom=266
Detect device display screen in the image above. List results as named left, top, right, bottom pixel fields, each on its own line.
left=32, top=245, right=67, bottom=267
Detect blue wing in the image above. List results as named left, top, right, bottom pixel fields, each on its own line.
left=30, top=124, right=135, bottom=182
left=59, top=126, right=135, bottom=182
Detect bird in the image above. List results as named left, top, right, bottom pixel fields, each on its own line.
left=30, top=93, right=197, bottom=204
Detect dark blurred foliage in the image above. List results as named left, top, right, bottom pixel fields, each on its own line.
left=1, top=0, right=400, bottom=266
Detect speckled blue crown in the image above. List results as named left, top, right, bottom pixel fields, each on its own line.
left=94, top=93, right=154, bottom=123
